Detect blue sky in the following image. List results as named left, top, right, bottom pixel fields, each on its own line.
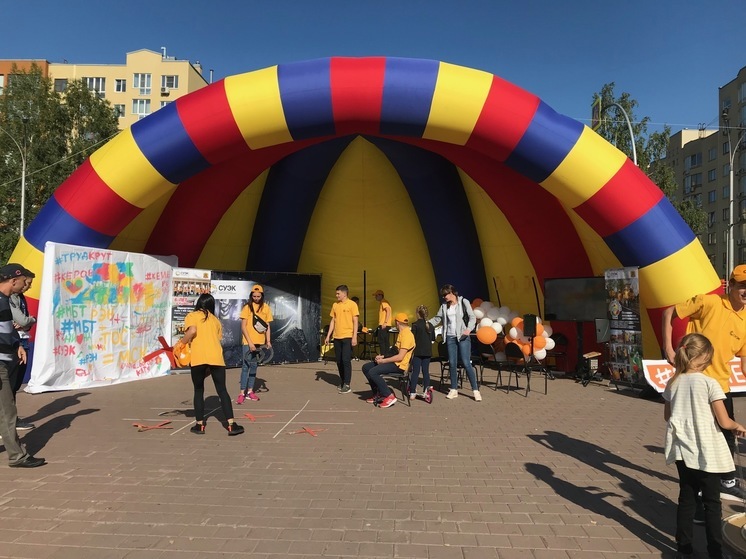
left=2, top=0, right=744, bottom=134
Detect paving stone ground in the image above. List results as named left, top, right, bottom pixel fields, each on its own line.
left=1, top=360, right=745, bottom=559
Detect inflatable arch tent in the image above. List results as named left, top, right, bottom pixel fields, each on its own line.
left=9, top=57, right=718, bottom=359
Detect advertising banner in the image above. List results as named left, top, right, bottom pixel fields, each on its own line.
left=27, top=243, right=172, bottom=393
left=642, top=358, right=746, bottom=393
left=604, top=267, right=644, bottom=385
left=170, top=267, right=212, bottom=346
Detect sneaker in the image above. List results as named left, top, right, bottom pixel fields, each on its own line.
left=473, top=390, right=482, bottom=402
left=378, top=393, right=396, bottom=408
left=9, top=455, right=46, bottom=468
left=227, top=422, right=245, bottom=436
left=16, top=419, right=35, bottom=431
left=190, top=422, right=205, bottom=435
left=409, top=391, right=417, bottom=400
left=720, top=480, right=746, bottom=501
left=424, top=387, right=433, bottom=404
left=339, top=384, right=351, bottom=394
left=446, top=389, right=458, bottom=399
left=247, top=390, right=260, bottom=401
left=365, top=394, right=380, bottom=404
left=236, top=393, right=246, bottom=405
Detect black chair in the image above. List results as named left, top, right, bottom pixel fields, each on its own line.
left=546, top=332, right=569, bottom=373
left=503, top=342, right=524, bottom=393
left=437, top=341, right=470, bottom=392
left=379, top=367, right=412, bottom=406
left=505, top=341, right=551, bottom=396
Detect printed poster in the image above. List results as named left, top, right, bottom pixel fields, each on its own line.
left=27, top=243, right=173, bottom=393
left=604, top=267, right=644, bottom=385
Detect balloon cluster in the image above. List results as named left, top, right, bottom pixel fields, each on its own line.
left=472, top=299, right=556, bottom=360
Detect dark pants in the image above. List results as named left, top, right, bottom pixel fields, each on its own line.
left=720, top=393, right=737, bottom=480
left=362, top=361, right=400, bottom=397
left=409, top=356, right=431, bottom=393
left=377, top=326, right=390, bottom=355
left=675, top=461, right=723, bottom=558
left=334, top=338, right=352, bottom=385
left=190, top=365, right=234, bottom=423
left=9, top=340, right=29, bottom=401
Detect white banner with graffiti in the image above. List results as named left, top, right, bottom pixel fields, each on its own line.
left=26, top=243, right=173, bottom=393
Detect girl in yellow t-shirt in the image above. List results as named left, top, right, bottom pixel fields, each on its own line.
left=180, top=294, right=244, bottom=436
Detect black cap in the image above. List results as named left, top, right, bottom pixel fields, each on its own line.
left=0, top=263, right=35, bottom=280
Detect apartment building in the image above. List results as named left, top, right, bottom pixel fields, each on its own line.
left=668, top=65, right=746, bottom=277
left=48, top=48, right=209, bottom=129
left=0, top=59, right=50, bottom=92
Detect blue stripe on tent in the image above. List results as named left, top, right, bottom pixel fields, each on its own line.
left=246, top=136, right=355, bottom=271
left=24, top=196, right=114, bottom=252
left=278, top=59, right=336, bottom=140
left=504, top=101, right=583, bottom=184
left=380, top=58, right=439, bottom=138
left=605, top=198, right=696, bottom=267
left=367, top=136, right=490, bottom=300
left=131, top=103, right=210, bottom=184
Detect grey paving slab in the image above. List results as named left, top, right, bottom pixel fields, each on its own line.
left=0, top=361, right=744, bottom=558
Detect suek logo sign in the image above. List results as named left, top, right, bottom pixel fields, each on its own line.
left=210, top=280, right=251, bottom=299
left=215, top=284, right=236, bottom=292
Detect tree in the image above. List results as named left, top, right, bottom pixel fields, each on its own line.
left=0, top=64, right=119, bottom=262
left=593, top=83, right=707, bottom=236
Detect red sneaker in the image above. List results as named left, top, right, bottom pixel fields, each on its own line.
left=424, top=387, right=434, bottom=404
left=247, top=391, right=260, bottom=401
left=236, top=393, right=246, bottom=405
left=365, top=394, right=379, bottom=404
left=378, top=393, right=396, bottom=408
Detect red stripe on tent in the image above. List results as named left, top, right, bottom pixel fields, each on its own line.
left=176, top=79, right=251, bottom=165
left=466, top=75, right=540, bottom=162
left=330, top=57, right=386, bottom=136
left=574, top=159, right=664, bottom=238
left=53, top=160, right=141, bottom=236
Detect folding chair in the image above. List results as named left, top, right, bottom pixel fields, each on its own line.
left=380, top=368, right=411, bottom=406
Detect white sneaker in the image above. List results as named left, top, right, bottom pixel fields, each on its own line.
left=473, top=390, right=482, bottom=402
left=409, top=392, right=417, bottom=400
left=446, top=389, right=458, bottom=399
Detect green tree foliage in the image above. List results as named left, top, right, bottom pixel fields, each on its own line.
left=0, top=64, right=119, bottom=262
left=593, top=83, right=707, bottom=236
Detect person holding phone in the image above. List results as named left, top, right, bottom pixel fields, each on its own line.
left=430, top=284, right=481, bottom=401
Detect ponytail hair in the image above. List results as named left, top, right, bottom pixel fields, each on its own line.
left=671, top=332, right=714, bottom=384
left=416, top=305, right=432, bottom=333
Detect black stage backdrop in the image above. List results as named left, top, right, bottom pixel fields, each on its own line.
left=211, top=271, right=321, bottom=367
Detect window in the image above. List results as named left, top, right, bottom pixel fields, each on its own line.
left=724, top=230, right=729, bottom=242
left=132, top=99, right=151, bottom=119
left=693, top=193, right=702, bottom=208
left=709, top=211, right=716, bottom=227
left=161, top=75, right=179, bottom=89
left=84, top=77, right=105, bottom=97
left=113, top=104, right=125, bottom=118
left=160, top=101, right=172, bottom=109
left=115, top=79, right=126, bottom=93
left=739, top=82, right=746, bottom=103
left=725, top=142, right=731, bottom=155
left=708, top=169, right=717, bottom=182
left=684, top=173, right=703, bottom=193
left=725, top=164, right=731, bottom=177
left=709, top=147, right=717, bottom=161
left=724, top=208, right=730, bottom=221
left=708, top=232, right=717, bottom=245
left=724, top=185, right=730, bottom=199
left=133, top=73, right=151, bottom=95
left=54, top=78, right=68, bottom=93
left=0, top=74, right=4, bottom=93
left=685, top=153, right=702, bottom=170
left=708, top=190, right=717, bottom=203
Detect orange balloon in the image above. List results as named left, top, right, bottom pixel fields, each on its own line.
left=471, top=298, right=483, bottom=309
left=476, top=326, right=497, bottom=345
left=532, top=335, right=547, bottom=349
left=520, top=343, right=532, bottom=356
left=504, top=334, right=515, bottom=344
left=510, top=316, right=524, bottom=328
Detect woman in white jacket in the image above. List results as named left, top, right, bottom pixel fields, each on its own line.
left=430, top=284, right=481, bottom=401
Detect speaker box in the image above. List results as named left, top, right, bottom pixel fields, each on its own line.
left=595, top=318, right=610, bottom=343
left=523, top=314, right=537, bottom=337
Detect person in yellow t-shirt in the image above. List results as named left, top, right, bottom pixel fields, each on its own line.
left=662, top=264, right=746, bottom=501
left=373, top=289, right=392, bottom=356
left=180, top=293, right=244, bottom=436
left=237, top=284, right=273, bottom=404
left=324, top=284, right=359, bottom=394
left=362, top=313, right=415, bottom=409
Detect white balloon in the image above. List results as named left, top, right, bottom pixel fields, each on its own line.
left=491, top=322, right=503, bottom=334
left=542, top=324, right=553, bottom=337
left=507, top=312, right=519, bottom=322
left=474, top=308, right=485, bottom=319
left=496, top=316, right=508, bottom=326
left=544, top=337, right=556, bottom=350
left=480, top=301, right=494, bottom=309
left=508, top=326, right=520, bottom=339
left=533, top=348, right=547, bottom=360
left=498, top=306, right=510, bottom=315
left=487, top=308, right=500, bottom=321
left=480, top=317, right=493, bottom=328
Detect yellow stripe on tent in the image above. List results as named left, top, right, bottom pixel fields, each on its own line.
left=541, top=127, right=627, bottom=208
left=423, top=63, right=493, bottom=146
left=8, top=236, right=44, bottom=300
left=90, top=130, right=174, bottom=208
left=109, top=188, right=177, bottom=254
left=225, top=68, right=293, bottom=150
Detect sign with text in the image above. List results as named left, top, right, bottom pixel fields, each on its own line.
left=27, top=243, right=173, bottom=393
left=642, top=359, right=746, bottom=393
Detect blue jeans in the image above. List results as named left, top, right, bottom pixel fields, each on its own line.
left=445, top=336, right=478, bottom=390
left=240, top=345, right=258, bottom=392
left=409, top=356, right=431, bottom=392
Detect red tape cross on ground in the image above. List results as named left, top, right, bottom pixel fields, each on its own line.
left=243, top=413, right=274, bottom=422
left=288, top=426, right=328, bottom=437
left=132, top=420, right=172, bottom=432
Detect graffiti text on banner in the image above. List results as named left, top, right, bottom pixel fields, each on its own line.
left=642, top=359, right=746, bottom=393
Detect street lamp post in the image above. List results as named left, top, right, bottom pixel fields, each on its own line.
left=723, top=108, right=745, bottom=277
left=0, top=117, right=28, bottom=236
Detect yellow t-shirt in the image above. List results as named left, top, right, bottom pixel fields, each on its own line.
left=676, top=293, right=746, bottom=392
left=240, top=302, right=273, bottom=345
left=184, top=310, right=225, bottom=367
left=378, top=300, right=392, bottom=327
left=395, top=328, right=415, bottom=372
left=330, top=299, right=359, bottom=339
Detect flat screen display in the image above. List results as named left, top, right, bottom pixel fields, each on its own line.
left=543, top=277, right=608, bottom=322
